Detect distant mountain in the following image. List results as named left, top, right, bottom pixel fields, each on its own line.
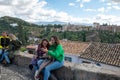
left=72, top=22, right=93, bottom=26
left=79, top=23, right=92, bottom=26
left=35, top=21, right=92, bottom=26
left=35, top=21, right=66, bottom=25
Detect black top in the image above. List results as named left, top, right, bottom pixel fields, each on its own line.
left=0, top=38, right=10, bottom=48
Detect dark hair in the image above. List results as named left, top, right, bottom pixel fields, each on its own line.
left=37, top=39, right=50, bottom=56
left=38, top=39, right=50, bottom=50
left=51, top=36, right=60, bottom=47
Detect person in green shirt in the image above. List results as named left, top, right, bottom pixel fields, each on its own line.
left=37, top=36, right=64, bottom=80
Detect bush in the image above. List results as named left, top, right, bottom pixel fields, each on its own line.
left=20, top=47, right=27, bottom=52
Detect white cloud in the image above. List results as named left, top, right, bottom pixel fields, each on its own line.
left=97, top=7, right=105, bottom=13
left=69, top=3, right=75, bottom=7
left=112, top=5, right=120, bottom=10
left=0, top=0, right=73, bottom=23
left=112, top=2, right=118, bottom=5
left=106, top=3, right=112, bottom=6
left=100, top=0, right=105, bottom=2
left=84, top=8, right=96, bottom=12
left=94, top=14, right=120, bottom=25
left=82, top=0, right=91, bottom=3
left=74, top=0, right=91, bottom=9
left=0, top=0, right=89, bottom=23
left=107, top=6, right=112, bottom=10
left=75, top=0, right=81, bottom=2
left=110, top=0, right=120, bottom=3
left=84, top=7, right=111, bottom=13
left=0, top=0, right=120, bottom=25
left=106, top=2, right=120, bottom=11
left=80, top=4, right=84, bottom=8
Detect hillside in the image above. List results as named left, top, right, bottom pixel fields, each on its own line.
left=0, top=16, right=40, bottom=33
left=0, top=16, right=44, bottom=45
left=0, top=16, right=39, bottom=27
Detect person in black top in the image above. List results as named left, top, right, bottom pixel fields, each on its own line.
left=0, top=31, right=10, bottom=66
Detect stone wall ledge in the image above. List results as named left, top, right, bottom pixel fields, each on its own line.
left=14, top=53, right=120, bottom=80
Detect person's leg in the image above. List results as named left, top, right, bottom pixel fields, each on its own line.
left=29, top=57, right=36, bottom=70
left=33, top=64, right=39, bottom=71
left=0, top=49, right=4, bottom=62
left=43, top=61, right=64, bottom=80
left=35, top=60, right=51, bottom=78
left=39, top=60, right=51, bottom=73
left=30, top=56, right=36, bottom=65
left=0, top=49, right=2, bottom=54
left=37, top=59, right=44, bottom=67
left=3, top=51, right=10, bottom=64
left=34, top=59, right=44, bottom=80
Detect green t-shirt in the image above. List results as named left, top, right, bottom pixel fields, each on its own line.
left=48, top=44, right=64, bottom=62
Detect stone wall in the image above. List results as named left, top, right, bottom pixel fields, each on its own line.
left=14, top=53, right=120, bottom=80
left=14, top=52, right=33, bottom=67
left=53, top=64, right=120, bottom=80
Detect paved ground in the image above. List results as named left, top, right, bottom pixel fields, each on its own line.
left=0, top=64, right=34, bottom=80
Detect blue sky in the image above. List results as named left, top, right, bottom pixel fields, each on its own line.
left=45, top=0, right=120, bottom=18
left=44, top=0, right=120, bottom=25
left=46, top=0, right=101, bottom=17
left=0, top=0, right=120, bottom=25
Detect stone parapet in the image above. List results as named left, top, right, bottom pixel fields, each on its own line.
left=14, top=53, right=120, bottom=80
left=14, top=52, right=33, bottom=67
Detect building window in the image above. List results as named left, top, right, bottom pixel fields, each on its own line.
left=96, top=63, right=101, bottom=66
left=82, top=61, right=91, bottom=64
left=65, top=57, right=72, bottom=62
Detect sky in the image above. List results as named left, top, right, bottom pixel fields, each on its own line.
left=0, top=0, right=120, bottom=25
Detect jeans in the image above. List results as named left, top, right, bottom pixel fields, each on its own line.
left=0, top=49, right=2, bottom=61
left=37, top=59, right=44, bottom=66
left=0, top=49, right=10, bottom=63
left=30, top=59, right=44, bottom=71
left=30, top=57, right=38, bottom=70
left=43, top=60, right=64, bottom=80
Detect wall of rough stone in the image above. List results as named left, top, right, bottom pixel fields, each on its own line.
left=14, top=53, right=120, bottom=80
left=53, top=65, right=120, bottom=80
left=14, top=52, right=33, bottom=67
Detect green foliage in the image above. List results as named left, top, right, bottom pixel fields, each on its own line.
left=1, top=16, right=120, bottom=44
left=0, top=16, right=40, bottom=45
left=39, top=30, right=87, bottom=42
left=99, top=30, right=120, bottom=43
left=0, top=16, right=40, bottom=33
left=15, top=24, right=31, bottom=46
left=20, top=47, right=27, bottom=52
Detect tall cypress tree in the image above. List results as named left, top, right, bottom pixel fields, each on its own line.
left=17, top=25, right=26, bottom=45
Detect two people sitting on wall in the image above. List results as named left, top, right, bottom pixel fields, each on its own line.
left=0, top=31, right=22, bottom=66
left=29, top=36, right=64, bottom=80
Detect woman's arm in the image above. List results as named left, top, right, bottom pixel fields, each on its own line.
left=48, top=45, right=64, bottom=59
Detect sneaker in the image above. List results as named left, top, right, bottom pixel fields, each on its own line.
left=3, top=63, right=10, bottom=67
left=29, top=64, right=33, bottom=70
left=34, top=70, right=40, bottom=80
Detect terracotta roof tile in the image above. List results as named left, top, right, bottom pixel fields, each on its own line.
left=80, top=43, right=120, bottom=67
left=60, top=41, right=90, bottom=55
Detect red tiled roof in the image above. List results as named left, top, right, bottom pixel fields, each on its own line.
left=80, top=42, right=120, bottom=67
left=60, top=41, right=90, bottom=55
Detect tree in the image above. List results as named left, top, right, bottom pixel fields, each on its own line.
left=17, top=25, right=28, bottom=45
left=81, top=31, right=86, bottom=42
